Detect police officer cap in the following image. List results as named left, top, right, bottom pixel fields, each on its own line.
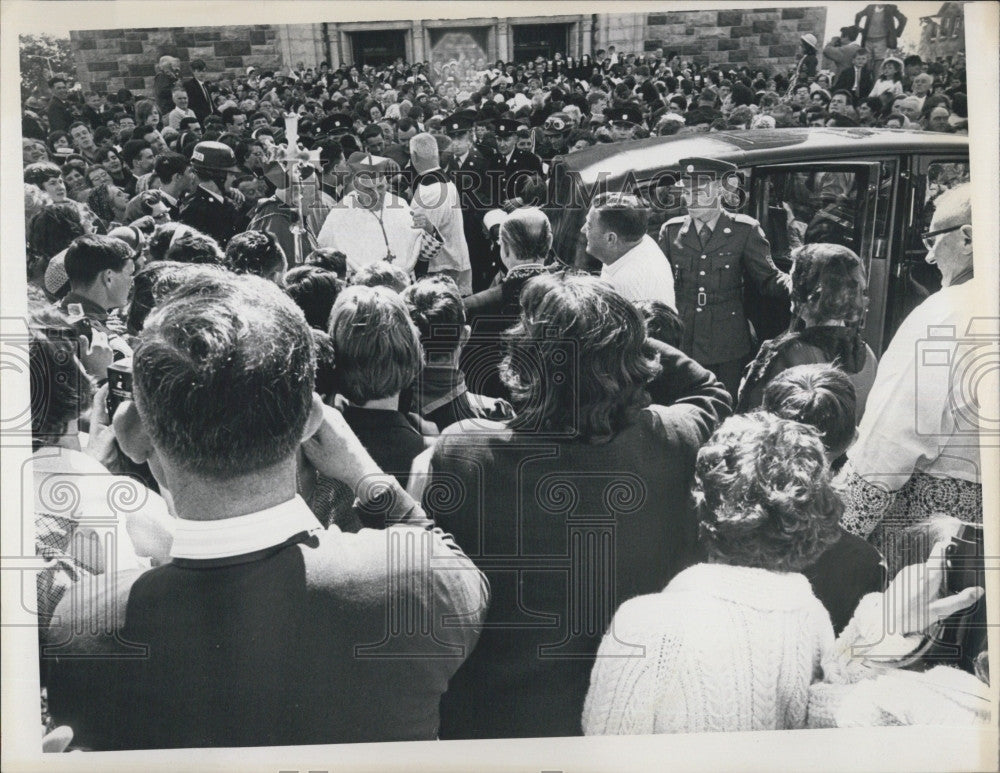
left=189, top=141, right=241, bottom=174
left=320, top=112, right=353, bottom=134
left=607, top=104, right=644, bottom=127
left=475, top=103, right=501, bottom=126
left=494, top=118, right=523, bottom=137
left=674, top=156, right=738, bottom=187
left=443, top=113, right=475, bottom=135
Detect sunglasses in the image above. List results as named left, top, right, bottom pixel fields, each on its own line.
left=920, top=223, right=965, bottom=250
left=543, top=117, right=567, bottom=132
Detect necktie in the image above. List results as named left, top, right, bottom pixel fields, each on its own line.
left=699, top=223, right=712, bottom=246
left=853, top=67, right=860, bottom=92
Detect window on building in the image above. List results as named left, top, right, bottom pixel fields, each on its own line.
left=512, top=24, right=571, bottom=63
left=349, top=30, right=407, bottom=68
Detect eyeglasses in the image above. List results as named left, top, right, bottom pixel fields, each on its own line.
left=921, top=223, right=965, bottom=250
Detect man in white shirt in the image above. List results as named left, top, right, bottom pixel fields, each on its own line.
left=582, top=192, right=675, bottom=310
left=166, top=86, right=196, bottom=131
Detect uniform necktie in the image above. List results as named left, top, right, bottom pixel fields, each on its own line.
left=699, top=223, right=712, bottom=246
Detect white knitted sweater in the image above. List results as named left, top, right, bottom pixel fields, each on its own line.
left=582, top=563, right=837, bottom=735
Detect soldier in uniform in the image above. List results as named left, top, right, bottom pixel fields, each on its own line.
left=493, top=118, right=544, bottom=208
left=442, top=113, right=496, bottom=292
left=177, top=141, right=248, bottom=249
left=658, top=157, right=790, bottom=396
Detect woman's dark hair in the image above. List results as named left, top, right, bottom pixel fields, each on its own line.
left=693, top=412, right=842, bottom=572
left=164, top=229, right=225, bottom=265
left=634, top=299, right=684, bottom=350
left=28, top=202, right=87, bottom=263
left=29, top=306, right=94, bottom=450
left=502, top=272, right=661, bottom=443
left=306, top=248, right=348, bottom=278
left=283, top=264, right=343, bottom=330
left=789, top=243, right=868, bottom=327
left=762, top=363, right=857, bottom=460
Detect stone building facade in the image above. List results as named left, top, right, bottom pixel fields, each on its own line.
left=918, top=2, right=966, bottom=62
left=69, top=8, right=826, bottom=95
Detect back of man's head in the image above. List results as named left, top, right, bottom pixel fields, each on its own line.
left=155, top=152, right=189, bottom=185
left=403, top=275, right=466, bottom=354
left=500, top=207, right=552, bottom=263
left=591, top=192, right=649, bottom=243
left=121, top=139, right=151, bottom=169
left=329, top=285, right=423, bottom=404
left=64, top=234, right=133, bottom=287
left=133, top=272, right=315, bottom=478
left=224, top=230, right=286, bottom=280
left=762, top=363, right=857, bottom=461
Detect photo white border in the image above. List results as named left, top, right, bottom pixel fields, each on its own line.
left=2, top=2, right=997, bottom=771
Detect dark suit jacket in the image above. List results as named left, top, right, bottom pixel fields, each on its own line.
left=153, top=71, right=179, bottom=115
left=832, top=65, right=876, bottom=99
left=496, top=147, right=544, bottom=202
left=461, top=263, right=548, bottom=398
left=184, top=76, right=215, bottom=122
left=855, top=3, right=907, bottom=49
left=445, top=148, right=495, bottom=290
left=427, top=351, right=731, bottom=739
left=46, top=97, right=76, bottom=132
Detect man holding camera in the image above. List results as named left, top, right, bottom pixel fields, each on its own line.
left=59, top=234, right=137, bottom=368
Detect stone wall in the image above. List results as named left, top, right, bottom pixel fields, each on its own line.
left=643, top=7, right=826, bottom=72
left=69, top=25, right=283, bottom=96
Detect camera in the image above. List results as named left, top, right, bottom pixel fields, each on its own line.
left=106, top=358, right=133, bottom=419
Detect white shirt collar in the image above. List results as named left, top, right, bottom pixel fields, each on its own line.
left=169, top=495, right=320, bottom=560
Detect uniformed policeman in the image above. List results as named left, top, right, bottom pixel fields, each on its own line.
left=606, top=103, right=646, bottom=142
left=176, top=141, right=248, bottom=248
left=494, top=118, right=544, bottom=206
left=443, top=112, right=496, bottom=292
left=658, top=157, right=790, bottom=396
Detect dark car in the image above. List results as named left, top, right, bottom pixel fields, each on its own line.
left=546, top=128, right=969, bottom=354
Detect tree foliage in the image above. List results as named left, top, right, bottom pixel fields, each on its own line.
left=19, top=34, right=75, bottom=99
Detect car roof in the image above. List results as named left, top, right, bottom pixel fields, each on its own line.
left=559, top=128, right=968, bottom=185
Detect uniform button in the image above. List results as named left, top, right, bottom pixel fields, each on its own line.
left=700, top=254, right=707, bottom=259
left=696, top=308, right=703, bottom=312
left=699, top=270, right=705, bottom=275
left=699, top=287, right=705, bottom=291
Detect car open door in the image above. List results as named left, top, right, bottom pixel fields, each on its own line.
left=750, top=160, right=890, bottom=352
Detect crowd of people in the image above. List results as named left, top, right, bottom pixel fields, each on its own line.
left=21, top=25, right=989, bottom=754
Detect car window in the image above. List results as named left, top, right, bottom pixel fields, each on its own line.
left=758, top=167, right=861, bottom=266
left=911, top=160, right=971, bottom=251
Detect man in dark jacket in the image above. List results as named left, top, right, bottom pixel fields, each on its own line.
left=855, top=3, right=907, bottom=67
left=442, top=113, right=495, bottom=292
left=831, top=48, right=876, bottom=102
left=461, top=207, right=553, bottom=398
left=153, top=56, right=180, bottom=115
left=46, top=76, right=77, bottom=132
left=184, top=59, right=215, bottom=123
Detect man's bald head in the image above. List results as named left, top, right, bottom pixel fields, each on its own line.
left=500, top=207, right=552, bottom=266
left=927, top=182, right=973, bottom=285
